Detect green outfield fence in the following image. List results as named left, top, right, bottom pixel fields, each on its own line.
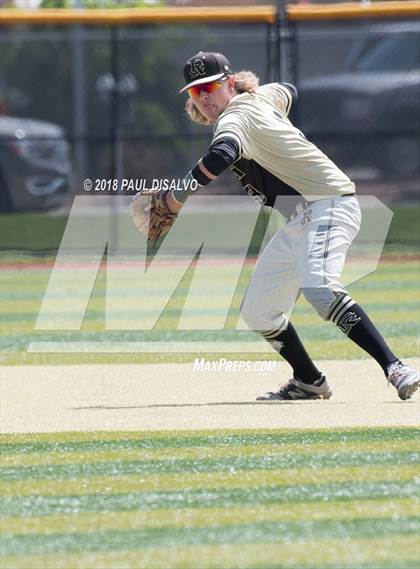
left=0, top=1, right=419, bottom=213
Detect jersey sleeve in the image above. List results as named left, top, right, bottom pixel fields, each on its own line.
left=212, top=108, right=248, bottom=154
left=258, top=83, right=295, bottom=116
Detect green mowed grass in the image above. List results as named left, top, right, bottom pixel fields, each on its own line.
left=1, top=427, right=419, bottom=568
left=0, top=252, right=419, bottom=364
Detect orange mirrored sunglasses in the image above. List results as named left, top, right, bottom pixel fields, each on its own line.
left=187, top=76, right=228, bottom=98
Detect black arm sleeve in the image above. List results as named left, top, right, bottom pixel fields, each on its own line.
left=172, top=136, right=241, bottom=205
left=201, top=136, right=241, bottom=177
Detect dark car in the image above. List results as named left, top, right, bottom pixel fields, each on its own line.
left=0, top=115, right=71, bottom=212
left=298, top=24, right=420, bottom=180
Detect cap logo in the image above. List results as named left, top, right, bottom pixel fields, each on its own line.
left=188, top=59, right=206, bottom=78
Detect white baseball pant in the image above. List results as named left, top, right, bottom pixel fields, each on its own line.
left=240, top=194, right=362, bottom=336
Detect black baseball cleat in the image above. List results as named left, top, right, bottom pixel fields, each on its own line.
left=256, top=374, right=332, bottom=401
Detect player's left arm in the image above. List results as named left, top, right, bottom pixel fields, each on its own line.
left=130, top=135, right=241, bottom=241
left=167, top=135, right=241, bottom=212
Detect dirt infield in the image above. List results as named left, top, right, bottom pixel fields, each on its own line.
left=1, top=358, right=419, bottom=433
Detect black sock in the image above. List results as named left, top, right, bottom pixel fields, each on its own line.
left=267, top=322, right=322, bottom=383
left=332, top=302, right=398, bottom=374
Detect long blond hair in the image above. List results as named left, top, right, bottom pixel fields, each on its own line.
left=185, top=70, right=259, bottom=126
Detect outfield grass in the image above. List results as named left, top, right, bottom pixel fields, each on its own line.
left=1, top=427, right=419, bottom=568
left=1, top=204, right=419, bottom=251
left=0, top=255, right=419, bottom=365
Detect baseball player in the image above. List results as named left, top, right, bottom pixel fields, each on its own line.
left=131, top=51, right=419, bottom=401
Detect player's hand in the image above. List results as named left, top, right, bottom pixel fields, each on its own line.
left=130, top=191, right=178, bottom=242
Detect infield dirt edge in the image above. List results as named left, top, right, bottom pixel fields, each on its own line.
left=1, top=358, right=419, bottom=433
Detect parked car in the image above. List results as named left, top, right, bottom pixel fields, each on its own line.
left=297, top=23, right=420, bottom=180
left=0, top=115, right=71, bottom=212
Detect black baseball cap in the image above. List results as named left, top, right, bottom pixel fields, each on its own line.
left=179, top=51, right=233, bottom=93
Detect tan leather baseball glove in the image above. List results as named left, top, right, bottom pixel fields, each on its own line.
left=130, top=191, right=178, bottom=242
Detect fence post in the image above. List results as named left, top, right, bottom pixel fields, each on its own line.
left=110, top=25, right=120, bottom=251
left=71, top=0, right=87, bottom=194
left=287, top=12, right=299, bottom=125
left=275, top=1, right=283, bottom=82
left=265, top=21, right=272, bottom=83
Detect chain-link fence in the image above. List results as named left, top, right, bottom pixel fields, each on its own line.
left=0, top=3, right=419, bottom=213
